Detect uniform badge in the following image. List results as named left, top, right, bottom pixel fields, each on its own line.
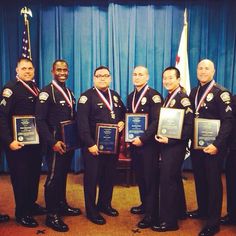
left=152, top=95, right=161, bottom=103
left=141, top=97, right=147, bottom=105
left=79, top=95, right=88, bottom=104
left=113, top=95, right=118, bottom=103
left=2, top=88, right=13, bottom=98
left=170, top=99, right=176, bottom=107
left=181, top=98, right=191, bottom=107
left=0, top=99, right=6, bottom=106
left=39, top=92, right=49, bottom=101
left=220, top=92, right=231, bottom=104
left=206, top=93, right=213, bottom=102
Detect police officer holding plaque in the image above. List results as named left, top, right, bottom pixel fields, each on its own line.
left=77, top=66, right=125, bottom=225
left=187, top=59, right=233, bottom=236
left=0, top=58, right=45, bottom=227
left=35, top=60, right=81, bottom=232
left=127, top=66, right=163, bottom=229
left=152, top=67, right=193, bottom=232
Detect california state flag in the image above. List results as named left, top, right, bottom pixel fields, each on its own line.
left=175, top=9, right=191, bottom=95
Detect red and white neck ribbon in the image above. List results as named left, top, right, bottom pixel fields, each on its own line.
left=132, top=84, right=149, bottom=113
left=163, top=87, right=181, bottom=108
left=195, top=80, right=215, bottom=114
left=52, top=80, right=72, bottom=108
left=16, top=76, right=39, bottom=97
left=94, top=87, right=113, bottom=112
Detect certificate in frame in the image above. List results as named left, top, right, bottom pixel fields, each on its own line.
left=61, top=120, right=80, bottom=151
left=96, top=123, right=119, bottom=154
left=12, top=115, right=39, bottom=145
left=157, top=107, right=185, bottom=139
left=193, top=118, right=221, bottom=149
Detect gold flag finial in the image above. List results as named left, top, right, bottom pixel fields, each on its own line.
left=20, top=7, right=33, bottom=23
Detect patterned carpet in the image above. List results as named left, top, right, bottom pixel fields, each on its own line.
left=0, top=172, right=236, bottom=236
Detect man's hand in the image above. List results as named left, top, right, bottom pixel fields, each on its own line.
left=117, top=121, right=125, bottom=132
left=203, top=144, right=218, bottom=155
left=155, top=135, right=168, bottom=144
left=132, top=137, right=143, bottom=147
left=88, top=144, right=99, bottom=156
left=9, top=140, right=24, bottom=151
left=53, top=141, right=66, bottom=155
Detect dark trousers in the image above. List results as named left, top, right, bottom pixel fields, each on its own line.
left=191, top=149, right=223, bottom=227
left=6, top=145, right=42, bottom=217
left=225, top=149, right=236, bottom=218
left=44, top=149, right=73, bottom=213
left=131, top=143, right=160, bottom=218
left=83, top=149, right=118, bottom=217
left=159, top=143, right=186, bottom=225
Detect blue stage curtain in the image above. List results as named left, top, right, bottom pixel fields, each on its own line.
left=0, top=0, right=235, bottom=172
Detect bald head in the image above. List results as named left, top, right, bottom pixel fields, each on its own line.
left=197, top=59, right=215, bottom=85
left=132, top=66, right=149, bottom=91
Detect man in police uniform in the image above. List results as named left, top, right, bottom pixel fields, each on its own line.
left=35, top=59, right=81, bottom=232
left=151, top=67, right=193, bottom=232
left=127, top=66, right=163, bottom=228
left=188, top=59, right=233, bottom=236
left=221, top=94, right=236, bottom=226
left=77, top=66, right=125, bottom=225
left=0, top=58, right=45, bottom=227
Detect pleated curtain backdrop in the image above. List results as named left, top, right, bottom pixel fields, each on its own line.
left=0, top=0, right=235, bottom=172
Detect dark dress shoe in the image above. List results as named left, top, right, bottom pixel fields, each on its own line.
left=59, top=204, right=81, bottom=216
left=98, top=206, right=119, bottom=217
left=0, top=214, right=10, bottom=223
left=16, top=215, right=38, bottom=228
left=87, top=214, right=106, bottom=225
left=199, top=225, right=220, bottom=236
left=178, top=212, right=188, bottom=220
left=31, top=203, right=47, bottom=215
left=46, top=214, right=69, bottom=232
left=137, top=215, right=153, bottom=229
left=187, top=210, right=206, bottom=219
left=151, top=222, right=179, bottom=232
left=130, top=205, right=145, bottom=215
left=220, top=214, right=236, bottom=225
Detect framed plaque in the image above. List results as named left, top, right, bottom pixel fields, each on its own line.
left=61, top=120, right=80, bottom=151
left=125, top=113, right=148, bottom=142
left=194, top=118, right=221, bottom=149
left=96, top=123, right=119, bottom=154
left=157, top=107, right=185, bottom=139
left=12, top=115, right=39, bottom=145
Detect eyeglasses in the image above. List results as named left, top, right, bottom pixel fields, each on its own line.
left=95, top=74, right=110, bottom=78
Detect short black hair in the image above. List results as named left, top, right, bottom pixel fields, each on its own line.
left=17, top=57, right=33, bottom=66
left=52, top=59, right=68, bottom=69
left=162, top=66, right=180, bottom=79
left=94, top=65, right=110, bottom=76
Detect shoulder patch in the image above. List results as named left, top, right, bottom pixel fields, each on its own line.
left=2, top=88, right=13, bottom=98
left=181, top=98, right=191, bottom=107
left=79, top=95, right=88, bottom=104
left=152, top=95, right=161, bottom=103
left=39, top=92, right=49, bottom=101
left=220, top=92, right=231, bottom=103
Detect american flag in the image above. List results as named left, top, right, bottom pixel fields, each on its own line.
left=20, top=7, right=32, bottom=60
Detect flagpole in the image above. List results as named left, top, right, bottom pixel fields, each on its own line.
left=20, top=6, right=33, bottom=60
